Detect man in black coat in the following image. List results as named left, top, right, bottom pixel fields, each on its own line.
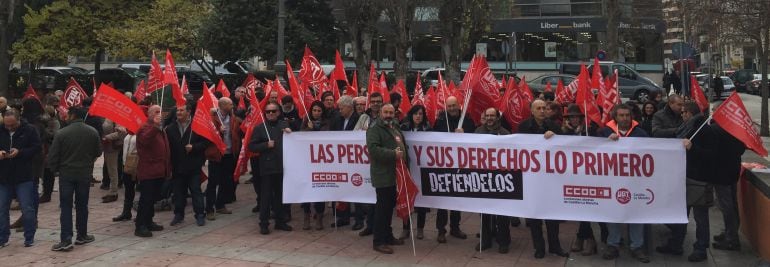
left=431, top=96, right=471, bottom=243
left=249, top=102, right=293, bottom=235
left=166, top=103, right=210, bottom=227
left=329, top=96, right=361, bottom=229
left=651, top=95, right=684, bottom=138
left=710, top=122, right=745, bottom=251
left=517, top=99, right=568, bottom=259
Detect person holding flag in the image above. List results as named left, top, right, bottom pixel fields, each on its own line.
left=249, top=102, right=293, bottom=235
left=366, top=104, right=407, bottom=254
left=134, top=105, right=171, bottom=238
left=167, top=103, right=210, bottom=227
left=328, top=96, right=361, bottom=229
left=598, top=104, right=650, bottom=263
left=398, top=105, right=430, bottom=241
left=206, top=97, right=242, bottom=220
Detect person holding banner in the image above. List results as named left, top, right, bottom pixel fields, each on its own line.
left=651, top=95, right=683, bottom=138
left=474, top=107, right=512, bottom=254
left=167, top=103, right=210, bottom=227
left=399, top=105, right=431, bottom=240
left=598, top=104, right=651, bottom=263
left=518, top=99, right=568, bottom=259
left=48, top=107, right=102, bottom=251
left=329, top=96, right=361, bottom=229
left=300, top=101, right=330, bottom=230
left=431, top=96, right=472, bottom=243
left=134, top=105, right=171, bottom=238
left=353, top=93, right=384, bottom=236
left=657, top=102, right=717, bottom=262
left=366, top=104, right=407, bottom=254
left=249, top=102, right=293, bottom=235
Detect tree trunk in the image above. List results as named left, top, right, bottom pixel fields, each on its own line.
left=606, top=0, right=620, bottom=60
left=760, top=31, right=769, bottom=136
left=0, top=0, right=18, bottom=97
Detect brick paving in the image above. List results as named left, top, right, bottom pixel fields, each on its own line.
left=0, top=160, right=763, bottom=266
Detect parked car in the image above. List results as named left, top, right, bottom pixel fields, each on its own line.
left=421, top=68, right=466, bottom=87
left=747, top=74, right=770, bottom=95
left=118, top=63, right=188, bottom=74
left=527, top=74, right=576, bottom=94
left=719, top=76, right=735, bottom=98
left=190, top=60, right=250, bottom=75
left=730, top=69, right=757, bottom=92
left=559, top=62, right=663, bottom=102
left=92, top=68, right=147, bottom=93
left=177, top=69, right=213, bottom=96
left=34, top=67, right=84, bottom=91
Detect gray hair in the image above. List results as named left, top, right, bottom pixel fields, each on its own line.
left=337, top=95, right=354, bottom=108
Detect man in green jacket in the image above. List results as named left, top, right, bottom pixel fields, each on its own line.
left=366, top=104, right=408, bottom=254
left=47, top=107, right=102, bottom=252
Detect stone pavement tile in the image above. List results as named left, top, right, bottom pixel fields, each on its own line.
left=89, top=248, right=147, bottom=263
left=233, top=247, right=289, bottom=263
left=273, top=251, right=329, bottom=267
left=186, top=232, right=237, bottom=245
left=88, top=223, right=134, bottom=236
left=226, top=235, right=273, bottom=248
left=0, top=252, right=51, bottom=266
left=317, top=255, right=376, bottom=267
left=66, top=259, right=112, bottom=267
left=295, top=241, right=345, bottom=256
left=417, top=253, right=471, bottom=267
left=260, top=237, right=313, bottom=252
left=19, top=255, right=86, bottom=267
left=153, top=229, right=202, bottom=242
left=89, top=236, right=144, bottom=249
left=196, top=244, right=253, bottom=259
left=122, top=239, right=178, bottom=251
left=465, top=258, right=514, bottom=267
left=120, top=251, right=185, bottom=267
left=209, top=223, right=258, bottom=236
left=162, top=242, right=215, bottom=255
left=166, top=255, right=227, bottom=267
left=372, top=250, right=425, bottom=265
left=215, top=259, right=270, bottom=267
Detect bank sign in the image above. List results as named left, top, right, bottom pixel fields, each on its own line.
left=496, top=18, right=664, bottom=33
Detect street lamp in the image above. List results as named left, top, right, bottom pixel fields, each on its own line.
left=274, top=0, right=286, bottom=76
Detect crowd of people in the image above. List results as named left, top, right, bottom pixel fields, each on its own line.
left=0, top=78, right=748, bottom=264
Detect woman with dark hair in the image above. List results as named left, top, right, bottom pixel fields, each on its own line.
left=625, top=100, right=642, bottom=122
left=545, top=101, right=563, bottom=126
left=640, top=101, right=658, bottom=134
left=398, top=105, right=430, bottom=240
left=300, top=101, right=329, bottom=230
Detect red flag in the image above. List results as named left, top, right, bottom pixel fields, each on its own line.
left=690, top=75, right=709, bottom=113
left=237, top=95, right=246, bottom=110
left=591, top=57, right=605, bottom=93
left=412, top=72, right=425, bottom=107
left=215, top=79, right=230, bottom=98
left=331, top=49, right=348, bottom=83
left=331, top=79, right=341, bottom=103
left=300, top=46, right=330, bottom=95
left=346, top=71, right=359, bottom=97
left=544, top=81, right=553, bottom=94
left=435, top=71, right=449, bottom=112
left=499, top=76, right=530, bottom=132
left=23, top=84, right=41, bottom=103
left=518, top=77, right=534, bottom=103
left=163, top=50, right=185, bottom=107
left=202, top=83, right=219, bottom=108
left=713, top=92, right=768, bottom=156
left=240, top=87, right=265, bottom=134
left=272, top=75, right=290, bottom=101
left=192, top=88, right=226, bottom=154
left=241, top=73, right=263, bottom=92
left=556, top=78, right=578, bottom=104
left=89, top=84, right=147, bottom=134
left=393, top=80, right=411, bottom=120
left=576, top=64, right=602, bottom=125
left=366, top=63, right=380, bottom=108
left=287, top=60, right=311, bottom=119
left=379, top=72, right=390, bottom=103
left=424, top=86, right=438, bottom=126
left=147, top=52, right=164, bottom=94
left=461, top=55, right=501, bottom=125
left=60, top=77, right=88, bottom=112
left=597, top=70, right=621, bottom=124
left=134, top=80, right=147, bottom=103
left=395, top=159, right=419, bottom=222
left=180, top=75, right=189, bottom=95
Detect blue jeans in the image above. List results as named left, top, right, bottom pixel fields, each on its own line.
left=0, top=181, right=37, bottom=245
left=173, top=172, right=205, bottom=218
left=59, top=177, right=90, bottom=243
left=607, top=223, right=645, bottom=249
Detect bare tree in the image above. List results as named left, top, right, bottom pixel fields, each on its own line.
left=435, top=0, right=492, bottom=83
left=382, top=0, right=421, bottom=80
left=718, top=0, right=770, bottom=136
left=339, top=0, right=382, bottom=91
left=0, top=0, right=24, bottom=97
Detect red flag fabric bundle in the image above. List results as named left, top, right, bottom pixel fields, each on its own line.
left=215, top=79, right=231, bottom=98
left=58, top=77, right=89, bottom=118
left=690, top=75, right=710, bottom=113
left=424, top=86, right=438, bottom=126
left=300, top=46, right=331, bottom=95
left=23, top=84, right=41, bottom=103
left=556, top=78, right=577, bottom=104
left=412, top=73, right=425, bottom=107
left=234, top=89, right=265, bottom=181
left=393, top=80, right=411, bottom=120
left=435, top=71, right=449, bottom=113
left=241, top=73, right=263, bottom=92
left=591, top=57, right=605, bottom=93
left=134, top=80, right=147, bottom=103
left=147, top=52, right=164, bottom=94
left=518, top=77, right=534, bottom=103
left=597, top=70, right=621, bottom=124
left=330, top=49, right=348, bottom=84
left=192, top=88, right=226, bottom=154
left=89, top=84, right=147, bottom=134
left=202, top=83, right=219, bottom=108
left=272, top=75, right=291, bottom=101
left=367, top=63, right=379, bottom=99
left=345, top=71, right=359, bottom=97
left=164, top=50, right=185, bottom=107
left=461, top=55, right=501, bottom=125
left=544, top=81, right=553, bottom=94
left=576, top=64, right=602, bottom=125
left=713, top=92, right=768, bottom=156
left=395, top=159, right=419, bottom=222
left=499, top=77, right=530, bottom=132
left=379, top=72, right=391, bottom=104
left=180, top=75, right=189, bottom=95
left=287, top=60, right=311, bottom=119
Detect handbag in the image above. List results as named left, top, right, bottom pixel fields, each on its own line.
left=123, top=136, right=138, bottom=178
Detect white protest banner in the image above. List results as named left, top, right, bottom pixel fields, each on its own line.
left=283, top=131, right=687, bottom=224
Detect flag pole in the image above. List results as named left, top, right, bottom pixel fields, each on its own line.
left=457, top=89, right=472, bottom=131
left=688, top=114, right=713, bottom=141
left=398, top=160, right=417, bottom=257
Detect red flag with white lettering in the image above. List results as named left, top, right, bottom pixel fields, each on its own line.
left=58, top=78, right=89, bottom=119
left=89, top=84, right=147, bottom=134
left=164, top=50, right=185, bottom=107
left=134, top=80, right=147, bottom=103
left=690, top=75, right=709, bottom=113
left=393, top=79, right=411, bottom=120
left=300, top=46, right=330, bottom=95
left=713, top=92, right=768, bottom=156
left=147, top=52, right=164, bottom=94
left=216, top=79, right=230, bottom=98
left=192, top=89, right=226, bottom=155
left=379, top=72, right=390, bottom=104
left=462, top=56, right=501, bottom=125
left=576, top=64, right=602, bottom=125
left=395, top=159, right=418, bottom=222
left=241, top=73, right=263, bottom=92
left=597, top=70, right=621, bottom=124
left=287, top=60, right=311, bottom=119
left=499, top=76, right=530, bottom=133
left=412, top=72, right=425, bottom=107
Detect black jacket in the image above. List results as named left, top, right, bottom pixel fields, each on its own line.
left=165, top=121, right=210, bottom=176
left=711, top=123, right=746, bottom=185
left=652, top=105, right=683, bottom=138
left=0, top=121, right=42, bottom=184
left=677, top=115, right=717, bottom=183
left=518, top=117, right=562, bottom=135
left=248, top=119, right=289, bottom=176
left=331, top=112, right=360, bottom=131
left=280, top=107, right=301, bottom=131
left=433, top=111, right=476, bottom=133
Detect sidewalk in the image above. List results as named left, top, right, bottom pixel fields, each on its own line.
left=0, top=161, right=763, bottom=266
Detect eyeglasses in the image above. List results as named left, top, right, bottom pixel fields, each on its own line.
left=265, top=110, right=278, bottom=114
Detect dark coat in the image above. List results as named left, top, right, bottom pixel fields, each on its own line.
left=652, top=105, right=683, bottom=138
left=677, top=114, right=717, bottom=183
left=433, top=111, right=476, bottom=133
left=518, top=117, right=562, bottom=135
left=280, top=107, right=301, bottom=131
left=0, top=121, right=42, bottom=184
left=47, top=120, right=101, bottom=179
left=330, top=112, right=360, bottom=131
left=366, top=118, right=408, bottom=188
left=136, top=122, right=171, bottom=180
left=248, top=119, right=289, bottom=176
left=165, top=121, right=210, bottom=176
left=712, top=123, right=744, bottom=185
